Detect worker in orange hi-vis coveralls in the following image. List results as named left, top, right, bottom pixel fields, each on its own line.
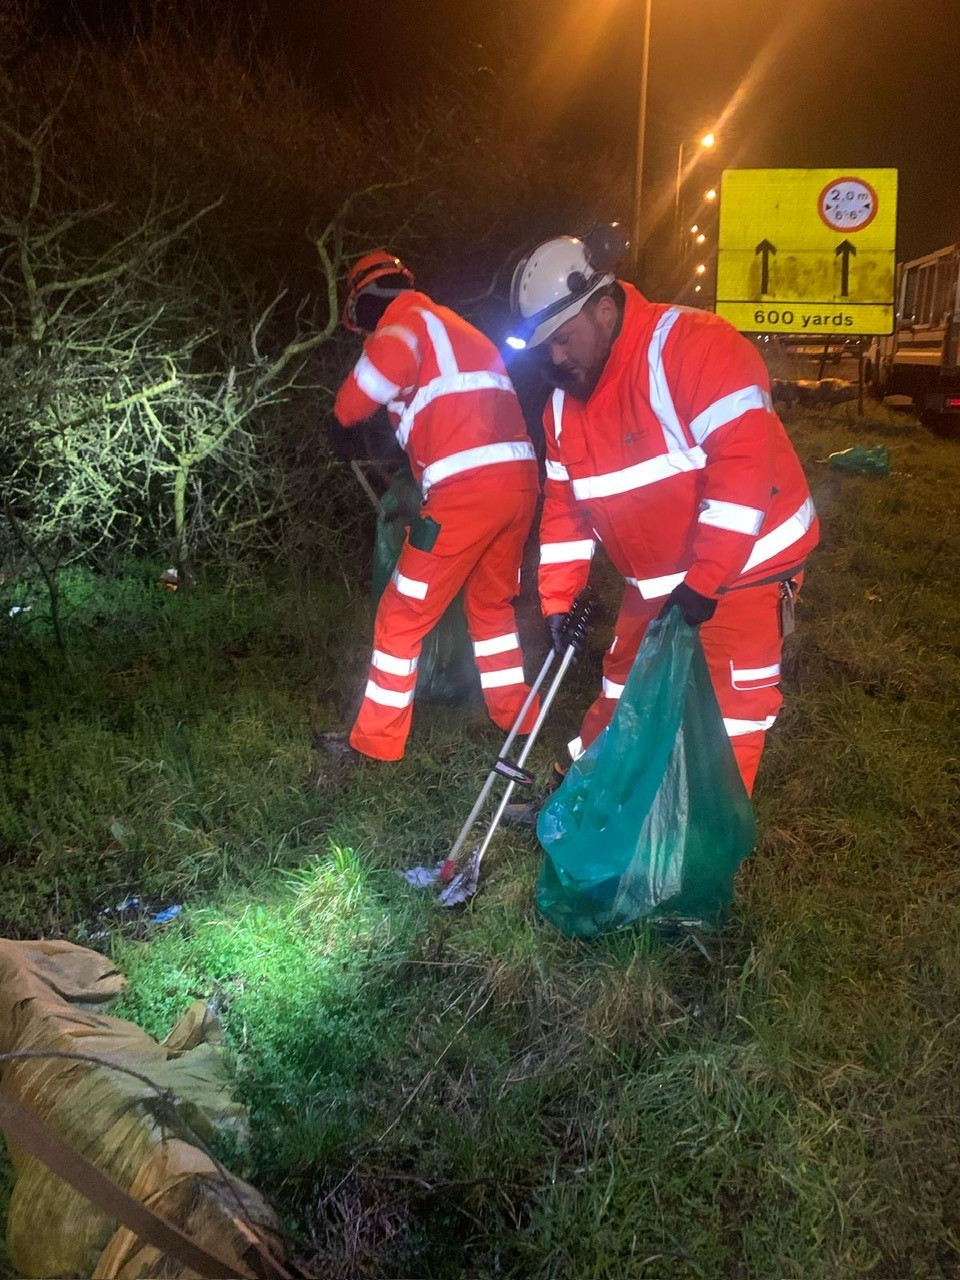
left=323, top=251, right=540, bottom=763
left=503, top=227, right=818, bottom=811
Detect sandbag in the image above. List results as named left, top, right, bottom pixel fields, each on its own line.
left=536, top=611, right=756, bottom=938
left=372, top=467, right=480, bottom=706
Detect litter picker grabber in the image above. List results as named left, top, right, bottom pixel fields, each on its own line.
left=402, top=591, right=595, bottom=907
left=437, top=648, right=556, bottom=876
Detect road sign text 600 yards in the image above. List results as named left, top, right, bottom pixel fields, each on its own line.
left=755, top=308, right=794, bottom=326
left=754, top=307, right=855, bottom=327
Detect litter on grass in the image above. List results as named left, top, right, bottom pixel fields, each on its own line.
left=78, top=897, right=184, bottom=942
left=827, top=444, right=890, bottom=475
left=400, top=850, right=482, bottom=906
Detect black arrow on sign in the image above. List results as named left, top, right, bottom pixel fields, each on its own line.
left=835, top=239, right=857, bottom=297
left=755, top=239, right=776, bottom=294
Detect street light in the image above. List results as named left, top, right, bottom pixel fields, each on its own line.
left=704, top=188, right=718, bottom=202
left=675, top=131, right=717, bottom=253
left=695, top=233, right=706, bottom=245
left=695, top=263, right=707, bottom=275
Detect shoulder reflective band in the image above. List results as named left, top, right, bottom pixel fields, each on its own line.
left=551, top=388, right=566, bottom=445
left=689, top=384, right=773, bottom=445
left=647, top=307, right=690, bottom=454
left=417, top=307, right=460, bottom=376
left=377, top=324, right=421, bottom=358
left=354, top=353, right=401, bottom=403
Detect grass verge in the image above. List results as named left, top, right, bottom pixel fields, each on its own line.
left=1, top=403, right=958, bottom=1278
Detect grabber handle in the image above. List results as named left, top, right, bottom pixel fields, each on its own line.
left=440, top=589, right=598, bottom=883
left=470, top=639, right=578, bottom=868
left=557, top=587, right=597, bottom=658
left=441, top=647, right=556, bottom=872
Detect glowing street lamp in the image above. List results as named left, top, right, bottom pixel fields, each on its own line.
left=695, top=263, right=707, bottom=276
left=696, top=233, right=706, bottom=245
left=676, top=131, right=718, bottom=252
left=704, top=188, right=718, bottom=202
left=690, top=224, right=699, bottom=234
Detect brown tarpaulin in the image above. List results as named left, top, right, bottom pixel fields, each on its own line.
left=0, top=938, right=286, bottom=1279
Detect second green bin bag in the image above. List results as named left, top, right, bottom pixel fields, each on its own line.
left=371, top=467, right=481, bottom=706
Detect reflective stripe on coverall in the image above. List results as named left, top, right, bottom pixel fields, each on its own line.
left=334, top=293, right=540, bottom=761
left=538, top=284, right=819, bottom=792
left=350, top=477, right=538, bottom=761
left=568, top=576, right=800, bottom=795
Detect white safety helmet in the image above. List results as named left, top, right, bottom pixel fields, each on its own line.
left=508, top=225, right=628, bottom=349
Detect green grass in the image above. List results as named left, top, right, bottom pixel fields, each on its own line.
left=2, top=404, right=960, bottom=1277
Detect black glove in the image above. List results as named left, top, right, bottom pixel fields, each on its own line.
left=327, top=418, right=360, bottom=461
left=658, top=582, right=717, bottom=627
left=545, top=613, right=568, bottom=656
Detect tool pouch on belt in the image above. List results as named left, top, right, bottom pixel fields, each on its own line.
left=409, top=514, right=441, bottom=554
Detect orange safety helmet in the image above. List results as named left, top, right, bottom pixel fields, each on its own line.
left=342, top=250, right=415, bottom=332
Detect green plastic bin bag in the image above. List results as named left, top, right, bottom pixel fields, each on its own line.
left=536, top=610, right=755, bottom=938
left=372, top=467, right=481, bottom=706
left=828, top=444, right=889, bottom=475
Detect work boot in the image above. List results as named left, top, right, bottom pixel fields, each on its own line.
left=502, top=761, right=567, bottom=828
left=313, top=731, right=363, bottom=764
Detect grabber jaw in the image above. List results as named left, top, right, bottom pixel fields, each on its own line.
left=398, top=848, right=481, bottom=904
left=437, top=848, right=481, bottom=907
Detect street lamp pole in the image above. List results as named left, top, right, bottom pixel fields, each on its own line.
left=628, top=0, right=652, bottom=281
left=675, top=132, right=716, bottom=256
left=674, top=139, right=688, bottom=257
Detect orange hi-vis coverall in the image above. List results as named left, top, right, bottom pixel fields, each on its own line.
left=334, top=291, right=540, bottom=762
left=539, top=284, right=819, bottom=794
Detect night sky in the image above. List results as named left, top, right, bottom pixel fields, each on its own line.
left=280, top=0, right=960, bottom=263
left=48, top=0, right=960, bottom=262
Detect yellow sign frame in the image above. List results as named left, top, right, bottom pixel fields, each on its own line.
left=715, top=168, right=898, bottom=336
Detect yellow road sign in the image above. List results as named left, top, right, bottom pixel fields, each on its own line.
left=715, top=168, right=898, bottom=335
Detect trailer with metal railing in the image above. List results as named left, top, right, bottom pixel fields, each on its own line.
left=866, top=244, right=960, bottom=416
